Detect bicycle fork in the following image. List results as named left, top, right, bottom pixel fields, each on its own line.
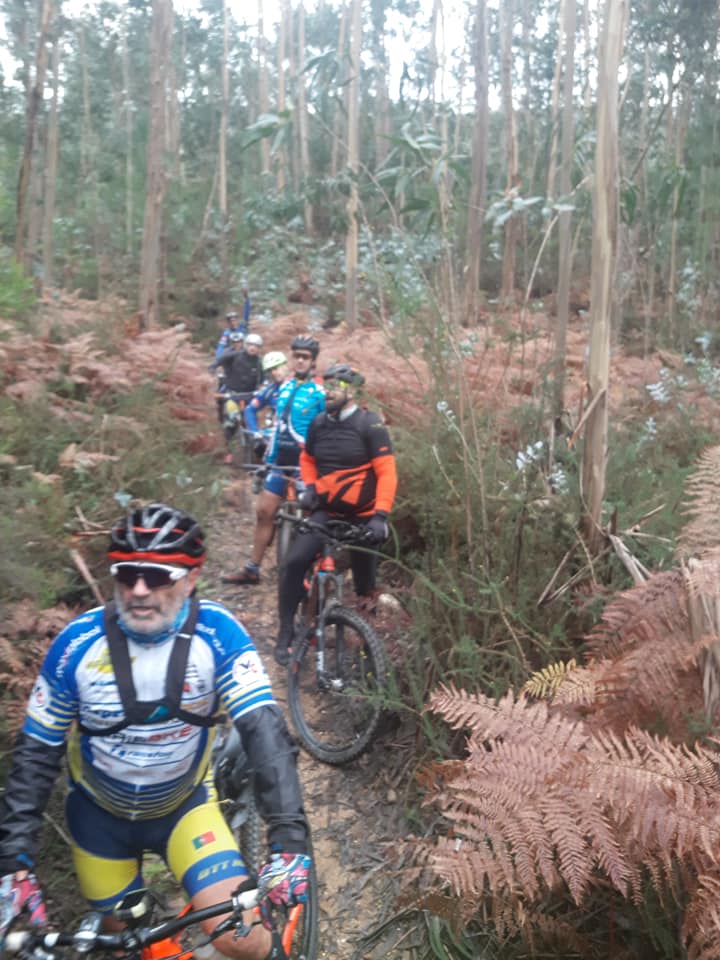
left=311, top=559, right=349, bottom=692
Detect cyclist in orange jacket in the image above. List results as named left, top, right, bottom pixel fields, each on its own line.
left=274, top=363, right=397, bottom=665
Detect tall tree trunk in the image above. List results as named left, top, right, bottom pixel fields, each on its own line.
left=344, top=0, right=361, bottom=330
left=257, top=0, right=271, bottom=175
left=500, top=0, right=518, bottom=303
left=666, top=88, right=689, bottom=345
left=121, top=14, right=134, bottom=258
left=463, top=0, right=488, bottom=325
left=296, top=1, right=313, bottom=233
left=275, top=0, right=288, bottom=191
left=16, top=0, right=53, bottom=271
left=581, top=0, right=627, bottom=554
left=546, top=0, right=565, bottom=201
left=553, top=0, right=576, bottom=423
left=139, top=0, right=174, bottom=329
left=219, top=0, right=229, bottom=287
left=330, top=2, right=348, bottom=178
left=41, top=26, right=60, bottom=290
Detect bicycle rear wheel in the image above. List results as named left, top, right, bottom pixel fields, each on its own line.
left=288, top=605, right=388, bottom=764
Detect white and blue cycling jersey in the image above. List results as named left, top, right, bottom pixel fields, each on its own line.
left=23, top=600, right=274, bottom=821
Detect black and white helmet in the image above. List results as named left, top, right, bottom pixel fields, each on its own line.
left=108, top=503, right=206, bottom=567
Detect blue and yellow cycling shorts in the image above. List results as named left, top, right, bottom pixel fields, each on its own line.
left=65, top=779, right=249, bottom=914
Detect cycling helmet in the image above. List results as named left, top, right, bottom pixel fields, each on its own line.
left=262, top=350, right=287, bottom=372
left=108, top=503, right=206, bottom=567
left=291, top=335, right=320, bottom=359
left=228, top=331, right=244, bottom=343
left=245, top=333, right=263, bottom=348
left=226, top=311, right=239, bottom=321
left=323, top=363, right=364, bottom=387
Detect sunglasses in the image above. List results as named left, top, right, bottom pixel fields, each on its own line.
left=110, top=562, right=190, bottom=589
left=324, top=378, right=350, bottom=391
left=292, top=352, right=313, bottom=361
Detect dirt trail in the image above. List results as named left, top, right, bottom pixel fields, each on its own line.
left=203, top=480, right=414, bottom=960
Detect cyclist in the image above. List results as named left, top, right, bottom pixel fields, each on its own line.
left=0, top=503, right=310, bottom=960
left=215, top=310, right=244, bottom=361
left=223, top=336, right=325, bottom=587
left=275, top=363, right=397, bottom=665
left=213, top=333, right=265, bottom=463
left=244, top=351, right=289, bottom=461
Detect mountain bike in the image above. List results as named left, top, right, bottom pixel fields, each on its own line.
left=276, top=512, right=389, bottom=765
left=212, top=720, right=318, bottom=959
left=216, top=390, right=255, bottom=466
left=3, top=881, right=310, bottom=960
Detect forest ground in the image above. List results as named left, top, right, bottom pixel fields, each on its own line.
left=202, top=485, right=417, bottom=960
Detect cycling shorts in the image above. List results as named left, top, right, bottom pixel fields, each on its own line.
left=264, top=465, right=299, bottom=498
left=65, top=778, right=248, bottom=913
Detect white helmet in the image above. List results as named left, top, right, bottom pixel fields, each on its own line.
left=262, top=350, right=287, bottom=372
left=245, top=333, right=263, bottom=348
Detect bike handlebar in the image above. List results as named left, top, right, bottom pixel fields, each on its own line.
left=3, top=889, right=260, bottom=957
left=276, top=511, right=376, bottom=545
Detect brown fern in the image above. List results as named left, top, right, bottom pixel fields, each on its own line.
left=678, top=446, right=720, bottom=559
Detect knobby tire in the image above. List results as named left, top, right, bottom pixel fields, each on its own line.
left=287, top=604, right=388, bottom=765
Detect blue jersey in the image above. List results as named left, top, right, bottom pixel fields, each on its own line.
left=23, top=601, right=275, bottom=820
left=244, top=379, right=282, bottom=433
left=266, top=378, right=325, bottom=466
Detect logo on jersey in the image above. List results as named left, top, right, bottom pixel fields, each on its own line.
left=193, top=830, right=216, bottom=850
left=231, top=650, right=266, bottom=690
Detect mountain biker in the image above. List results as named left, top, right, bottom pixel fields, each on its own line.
left=223, top=336, right=325, bottom=587
left=0, top=503, right=310, bottom=960
left=213, top=333, right=265, bottom=463
left=274, top=363, right=397, bottom=665
left=244, top=352, right=289, bottom=461
left=215, top=311, right=244, bottom=361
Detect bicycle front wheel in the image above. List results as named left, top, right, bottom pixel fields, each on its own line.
left=279, top=843, right=319, bottom=960
left=288, top=605, right=388, bottom=764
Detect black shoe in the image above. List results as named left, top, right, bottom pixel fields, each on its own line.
left=222, top=565, right=261, bottom=585
left=274, top=624, right=294, bottom=666
left=274, top=644, right=291, bottom=666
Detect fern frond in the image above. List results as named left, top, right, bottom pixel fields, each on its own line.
left=523, top=659, right=578, bottom=699
left=678, top=446, right=720, bottom=559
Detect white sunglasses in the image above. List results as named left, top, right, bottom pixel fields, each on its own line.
left=110, top=562, right=190, bottom=589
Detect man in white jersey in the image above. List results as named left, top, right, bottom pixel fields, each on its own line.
left=0, top=503, right=309, bottom=960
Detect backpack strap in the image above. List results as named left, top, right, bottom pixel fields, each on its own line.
left=78, top=596, right=217, bottom=736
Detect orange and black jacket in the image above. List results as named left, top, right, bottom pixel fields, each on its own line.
left=300, top=406, right=397, bottom=517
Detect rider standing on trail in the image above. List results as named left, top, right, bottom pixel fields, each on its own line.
left=274, top=363, right=397, bottom=665
left=0, top=502, right=310, bottom=960
left=244, top=351, right=289, bottom=461
left=213, top=332, right=264, bottom=396
left=223, top=336, right=325, bottom=587
left=215, top=310, right=244, bottom=361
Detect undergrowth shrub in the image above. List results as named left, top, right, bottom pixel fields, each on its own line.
left=0, top=247, right=36, bottom=320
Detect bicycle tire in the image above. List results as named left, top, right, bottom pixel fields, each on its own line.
left=276, top=503, right=300, bottom=570
left=287, top=604, right=388, bottom=764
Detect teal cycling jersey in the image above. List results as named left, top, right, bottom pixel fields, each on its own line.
left=266, top=378, right=325, bottom=466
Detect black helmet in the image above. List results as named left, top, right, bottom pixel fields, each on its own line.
left=323, top=363, right=364, bottom=387
left=291, top=335, right=320, bottom=359
left=108, top=503, right=206, bottom=567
